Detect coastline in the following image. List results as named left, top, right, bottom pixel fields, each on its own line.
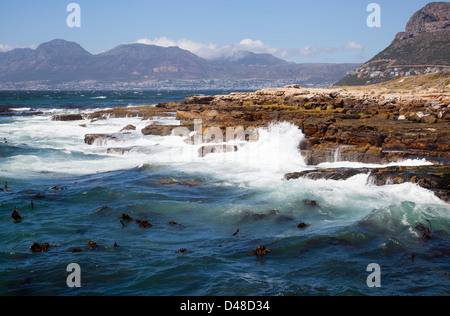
left=1, top=88, right=449, bottom=296
left=47, top=73, right=450, bottom=202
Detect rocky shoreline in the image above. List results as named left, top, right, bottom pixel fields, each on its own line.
left=49, top=79, right=450, bottom=202
left=285, top=165, right=450, bottom=203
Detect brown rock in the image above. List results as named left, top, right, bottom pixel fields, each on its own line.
left=52, top=114, right=84, bottom=121
left=120, top=124, right=136, bottom=132
left=141, top=125, right=176, bottom=136
left=297, top=222, right=310, bottom=229
left=251, top=245, right=269, bottom=257
left=136, top=219, right=152, bottom=228
left=421, top=115, right=437, bottom=124
left=107, top=148, right=131, bottom=155
left=87, top=241, right=98, bottom=247
left=121, top=213, right=133, bottom=221
left=11, top=208, right=24, bottom=221
left=85, top=134, right=118, bottom=145
left=30, top=242, right=50, bottom=253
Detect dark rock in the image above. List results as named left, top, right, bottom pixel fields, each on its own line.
left=11, top=208, right=24, bottom=221
left=241, top=210, right=280, bottom=221
left=30, top=242, right=50, bottom=253
left=286, top=169, right=366, bottom=181
left=52, top=114, right=84, bottom=121
left=297, top=222, right=310, bottom=229
left=87, top=241, right=98, bottom=247
left=286, top=165, right=450, bottom=203
left=120, top=124, right=136, bottom=132
left=184, top=96, right=215, bottom=105
left=415, top=223, right=433, bottom=240
left=158, top=178, right=203, bottom=187
left=368, top=165, right=450, bottom=202
left=49, top=185, right=66, bottom=190
left=251, top=245, right=269, bottom=257
left=141, top=125, right=177, bottom=136
left=107, top=147, right=131, bottom=155
left=136, top=219, right=152, bottom=228
left=85, top=134, right=118, bottom=145
left=303, top=200, right=319, bottom=207
left=121, top=213, right=133, bottom=221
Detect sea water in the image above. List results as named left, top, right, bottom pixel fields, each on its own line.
left=0, top=91, right=448, bottom=296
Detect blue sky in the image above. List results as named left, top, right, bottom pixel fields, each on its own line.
left=0, top=0, right=440, bottom=63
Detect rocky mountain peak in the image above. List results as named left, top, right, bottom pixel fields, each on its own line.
left=36, top=39, right=92, bottom=58
left=336, top=2, right=450, bottom=86
left=405, top=2, right=450, bottom=35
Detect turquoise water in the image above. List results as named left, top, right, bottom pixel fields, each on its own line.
left=0, top=91, right=449, bottom=296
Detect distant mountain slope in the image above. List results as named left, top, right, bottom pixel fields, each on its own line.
left=0, top=39, right=95, bottom=82
left=0, top=39, right=360, bottom=85
left=372, top=30, right=450, bottom=66
left=341, top=70, right=450, bottom=93
left=336, top=2, right=450, bottom=86
left=94, top=43, right=216, bottom=80
left=212, top=51, right=290, bottom=66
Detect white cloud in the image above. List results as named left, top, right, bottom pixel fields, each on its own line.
left=238, top=38, right=280, bottom=55
left=136, top=37, right=362, bottom=61
left=0, top=44, right=14, bottom=52
left=137, top=37, right=219, bottom=59
left=136, top=37, right=280, bottom=60
left=298, top=46, right=320, bottom=56
left=344, top=41, right=364, bottom=51
left=0, top=44, right=37, bottom=52
left=280, top=45, right=338, bottom=58
left=137, top=37, right=176, bottom=47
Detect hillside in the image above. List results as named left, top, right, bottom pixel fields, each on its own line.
left=0, top=39, right=360, bottom=87
left=343, top=71, right=450, bottom=93
left=336, top=2, right=450, bottom=86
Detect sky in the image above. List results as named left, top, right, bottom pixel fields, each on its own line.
left=0, top=0, right=442, bottom=63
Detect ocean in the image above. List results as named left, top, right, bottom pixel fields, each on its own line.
left=0, top=90, right=449, bottom=296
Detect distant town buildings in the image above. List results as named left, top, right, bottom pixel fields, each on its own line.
left=0, top=79, right=334, bottom=91
left=345, top=59, right=449, bottom=85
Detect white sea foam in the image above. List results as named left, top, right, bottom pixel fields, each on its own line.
left=317, top=158, right=433, bottom=170
left=10, top=107, right=31, bottom=112
left=1, top=114, right=448, bottom=210
left=126, top=104, right=157, bottom=108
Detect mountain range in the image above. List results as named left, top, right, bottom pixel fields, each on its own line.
left=336, top=1, right=450, bottom=86
left=0, top=39, right=360, bottom=87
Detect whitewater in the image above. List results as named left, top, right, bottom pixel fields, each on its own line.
left=0, top=91, right=448, bottom=296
